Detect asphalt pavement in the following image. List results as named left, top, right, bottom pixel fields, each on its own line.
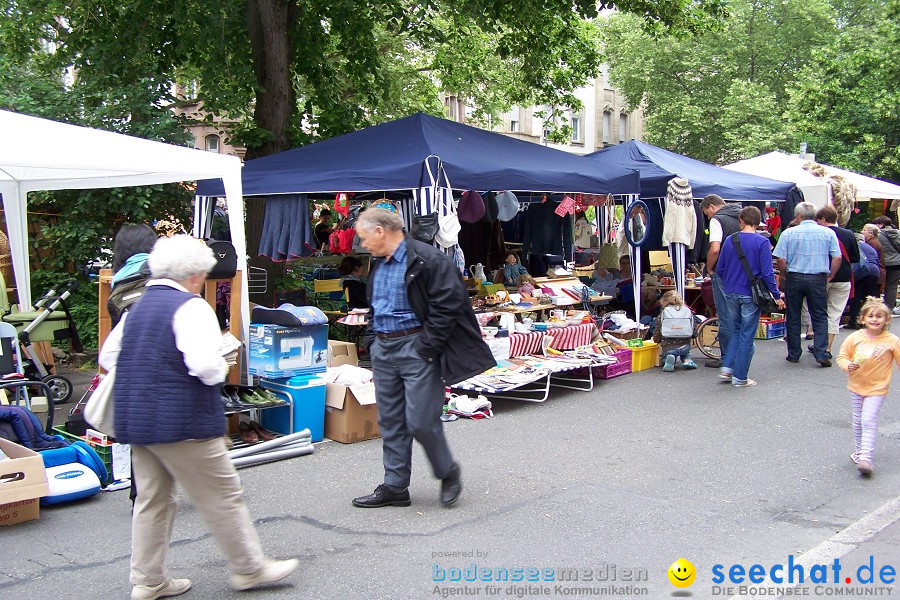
left=2, top=327, right=898, bottom=600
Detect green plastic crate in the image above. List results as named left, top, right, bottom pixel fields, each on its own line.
left=52, top=424, right=114, bottom=484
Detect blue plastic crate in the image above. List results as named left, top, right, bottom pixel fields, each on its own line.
left=756, top=319, right=785, bottom=340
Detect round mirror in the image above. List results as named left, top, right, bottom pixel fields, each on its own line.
left=623, top=200, right=650, bottom=247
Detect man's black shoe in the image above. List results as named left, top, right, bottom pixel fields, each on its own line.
left=704, top=359, right=722, bottom=368
left=440, top=463, right=462, bottom=507
left=785, top=356, right=800, bottom=363
left=352, top=484, right=411, bottom=508
left=817, top=358, right=832, bottom=367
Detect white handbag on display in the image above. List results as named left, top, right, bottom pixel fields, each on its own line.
left=84, top=367, right=116, bottom=437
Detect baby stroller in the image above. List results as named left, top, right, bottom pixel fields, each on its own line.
left=1, top=278, right=82, bottom=404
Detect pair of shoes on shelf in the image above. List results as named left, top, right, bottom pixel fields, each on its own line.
left=231, top=558, right=300, bottom=591
left=132, top=578, right=191, bottom=600
left=248, top=420, right=277, bottom=441
left=222, top=390, right=255, bottom=412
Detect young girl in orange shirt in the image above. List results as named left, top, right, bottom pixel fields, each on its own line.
left=836, top=298, right=900, bottom=476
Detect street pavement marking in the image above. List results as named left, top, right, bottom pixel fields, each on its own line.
left=728, top=494, right=900, bottom=600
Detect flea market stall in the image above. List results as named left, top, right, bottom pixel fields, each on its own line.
left=196, top=113, right=647, bottom=413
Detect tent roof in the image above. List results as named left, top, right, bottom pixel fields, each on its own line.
left=724, top=151, right=900, bottom=200
left=0, top=109, right=246, bottom=313
left=197, top=112, right=640, bottom=197
left=585, top=140, right=792, bottom=201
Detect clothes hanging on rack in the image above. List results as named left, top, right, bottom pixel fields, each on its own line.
left=521, top=201, right=574, bottom=262
left=458, top=219, right=506, bottom=273
left=661, top=177, right=696, bottom=248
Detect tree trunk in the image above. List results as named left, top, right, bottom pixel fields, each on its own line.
left=244, top=0, right=297, bottom=306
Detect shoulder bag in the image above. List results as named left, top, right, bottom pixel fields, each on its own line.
left=84, top=367, right=116, bottom=437
left=731, top=233, right=778, bottom=314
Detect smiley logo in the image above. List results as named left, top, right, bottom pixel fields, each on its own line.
left=667, top=558, right=696, bottom=587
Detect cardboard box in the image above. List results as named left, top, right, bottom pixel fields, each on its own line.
left=327, top=340, right=359, bottom=368
left=0, top=438, right=50, bottom=526
left=248, top=323, right=329, bottom=378
left=325, top=382, right=380, bottom=444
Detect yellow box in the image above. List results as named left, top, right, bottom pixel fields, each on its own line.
left=630, top=342, right=659, bottom=372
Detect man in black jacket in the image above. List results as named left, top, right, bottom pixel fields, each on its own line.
left=352, top=208, right=496, bottom=509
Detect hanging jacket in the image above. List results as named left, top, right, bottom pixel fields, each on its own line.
left=521, top=201, right=574, bottom=260
left=878, top=228, right=900, bottom=267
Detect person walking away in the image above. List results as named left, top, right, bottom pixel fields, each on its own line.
left=99, top=235, right=299, bottom=600
left=773, top=202, right=841, bottom=367
left=836, top=298, right=900, bottom=476
left=815, top=205, right=860, bottom=354
left=652, top=290, right=698, bottom=372
left=716, top=207, right=784, bottom=387
left=873, top=215, right=900, bottom=311
left=352, top=209, right=496, bottom=509
left=862, top=224, right=886, bottom=299
left=700, top=194, right=742, bottom=368
left=847, top=233, right=880, bottom=329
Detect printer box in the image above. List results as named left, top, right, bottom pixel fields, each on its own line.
left=327, top=340, right=359, bottom=368
left=0, top=438, right=50, bottom=526
left=324, top=381, right=380, bottom=444
left=248, top=323, right=329, bottom=379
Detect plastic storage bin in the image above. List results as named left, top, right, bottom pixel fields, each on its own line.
left=756, top=318, right=786, bottom=340
left=52, top=425, right=115, bottom=484
left=596, top=349, right=632, bottom=379
left=259, top=376, right=327, bottom=441
left=630, top=342, right=659, bottom=372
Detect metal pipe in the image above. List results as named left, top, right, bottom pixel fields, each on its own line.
left=232, top=445, right=315, bottom=467
left=226, top=428, right=311, bottom=459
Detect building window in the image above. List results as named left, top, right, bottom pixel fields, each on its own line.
left=510, top=119, right=520, bottom=133
left=602, top=112, right=611, bottom=144
left=205, top=134, right=220, bottom=153
left=619, top=113, right=628, bottom=142
left=570, top=116, right=582, bottom=142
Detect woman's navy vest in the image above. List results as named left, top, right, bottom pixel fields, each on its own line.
left=113, top=285, right=224, bottom=445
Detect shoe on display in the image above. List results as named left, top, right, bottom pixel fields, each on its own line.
left=238, top=421, right=259, bottom=444
left=662, top=355, right=676, bottom=372
left=440, top=463, right=462, bottom=507
left=249, top=420, right=277, bottom=441
left=230, top=558, right=300, bottom=591
left=352, top=484, right=411, bottom=508
left=131, top=578, right=192, bottom=600
left=857, top=461, right=873, bottom=476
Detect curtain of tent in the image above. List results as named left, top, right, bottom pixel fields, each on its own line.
left=258, top=195, right=315, bottom=261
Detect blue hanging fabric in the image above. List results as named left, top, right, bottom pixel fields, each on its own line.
left=258, top=194, right=315, bottom=261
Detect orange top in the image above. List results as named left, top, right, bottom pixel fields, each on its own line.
left=836, top=330, right=900, bottom=396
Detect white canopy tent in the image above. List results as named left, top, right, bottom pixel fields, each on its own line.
left=724, top=151, right=900, bottom=207
left=0, top=110, right=249, bottom=350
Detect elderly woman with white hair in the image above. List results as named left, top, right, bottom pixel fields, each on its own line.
left=99, top=235, right=298, bottom=600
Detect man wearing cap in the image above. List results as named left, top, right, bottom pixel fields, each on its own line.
left=352, top=208, right=495, bottom=509
left=700, top=194, right=742, bottom=367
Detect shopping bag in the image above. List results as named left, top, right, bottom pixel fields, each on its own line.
left=84, top=367, right=116, bottom=437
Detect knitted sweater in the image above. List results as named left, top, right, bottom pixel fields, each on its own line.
left=661, top=178, right=696, bottom=248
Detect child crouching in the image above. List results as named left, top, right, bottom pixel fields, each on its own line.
left=652, top=290, right=697, bottom=372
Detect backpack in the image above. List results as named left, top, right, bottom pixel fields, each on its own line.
left=660, top=304, right=694, bottom=339
left=107, top=265, right=152, bottom=326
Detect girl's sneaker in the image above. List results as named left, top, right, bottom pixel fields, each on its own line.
left=662, top=355, right=676, bottom=372
left=682, top=358, right=698, bottom=369
left=850, top=451, right=860, bottom=464
left=857, top=461, right=874, bottom=476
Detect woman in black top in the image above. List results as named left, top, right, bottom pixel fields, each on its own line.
left=337, top=255, right=368, bottom=309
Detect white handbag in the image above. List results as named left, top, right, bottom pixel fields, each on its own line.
left=84, top=367, right=116, bottom=437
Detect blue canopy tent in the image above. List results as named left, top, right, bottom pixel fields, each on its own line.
left=198, top=112, right=640, bottom=197
left=584, top=140, right=792, bottom=201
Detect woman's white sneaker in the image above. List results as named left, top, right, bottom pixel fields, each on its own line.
left=230, top=558, right=299, bottom=591
left=131, top=578, right=191, bottom=600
